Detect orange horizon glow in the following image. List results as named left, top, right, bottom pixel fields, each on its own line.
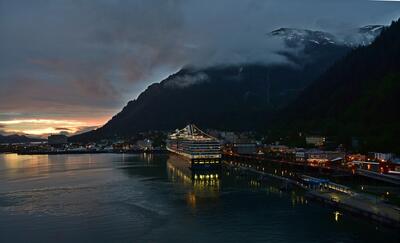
left=0, top=117, right=109, bottom=137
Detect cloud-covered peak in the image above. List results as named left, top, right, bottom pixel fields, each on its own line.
left=0, top=0, right=399, bottom=135
left=270, top=25, right=385, bottom=47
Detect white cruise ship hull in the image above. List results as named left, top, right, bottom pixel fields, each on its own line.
left=166, top=124, right=222, bottom=169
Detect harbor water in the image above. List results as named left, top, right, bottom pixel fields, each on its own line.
left=0, top=153, right=399, bottom=243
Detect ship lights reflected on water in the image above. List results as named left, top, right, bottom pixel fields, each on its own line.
left=334, top=211, right=342, bottom=222
left=167, top=156, right=221, bottom=208
left=187, top=192, right=197, bottom=208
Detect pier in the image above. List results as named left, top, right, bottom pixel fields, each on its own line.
left=307, top=190, right=400, bottom=227
left=356, top=169, right=400, bottom=185
left=224, top=160, right=400, bottom=228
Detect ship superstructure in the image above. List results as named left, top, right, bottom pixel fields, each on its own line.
left=166, top=124, right=221, bottom=168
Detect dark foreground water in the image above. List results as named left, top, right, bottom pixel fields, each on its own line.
left=0, top=153, right=399, bottom=243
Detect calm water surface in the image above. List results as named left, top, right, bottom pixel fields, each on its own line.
left=0, top=153, right=399, bottom=243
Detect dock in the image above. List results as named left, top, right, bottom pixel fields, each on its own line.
left=307, top=190, right=400, bottom=227
left=357, top=169, right=400, bottom=185
left=224, top=161, right=400, bottom=228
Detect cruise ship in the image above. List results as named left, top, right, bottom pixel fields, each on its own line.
left=166, top=124, right=222, bottom=169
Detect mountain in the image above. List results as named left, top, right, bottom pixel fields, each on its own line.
left=0, top=134, right=45, bottom=144
left=342, top=25, right=385, bottom=46
left=71, top=25, right=383, bottom=142
left=270, top=28, right=339, bottom=46
left=279, top=20, right=400, bottom=153
left=271, top=25, right=384, bottom=47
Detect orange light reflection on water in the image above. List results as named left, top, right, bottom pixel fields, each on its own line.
left=1, top=154, right=50, bottom=179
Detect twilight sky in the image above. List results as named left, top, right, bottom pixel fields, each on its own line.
left=0, top=0, right=399, bottom=136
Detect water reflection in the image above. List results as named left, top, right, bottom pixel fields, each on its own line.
left=0, top=154, right=51, bottom=180
left=334, top=211, right=342, bottom=222
left=167, top=155, right=220, bottom=208
left=225, top=165, right=310, bottom=209
left=0, top=154, right=399, bottom=243
left=140, top=152, right=154, bottom=163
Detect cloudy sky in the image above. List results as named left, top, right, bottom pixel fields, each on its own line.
left=0, top=0, right=399, bottom=136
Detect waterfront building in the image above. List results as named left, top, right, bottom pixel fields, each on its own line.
left=295, top=149, right=306, bottom=162
left=305, top=150, right=345, bottom=165
left=388, top=158, right=400, bottom=174
left=267, top=145, right=289, bottom=153
left=232, top=143, right=257, bottom=155
left=136, top=139, right=153, bottom=151
left=349, top=160, right=380, bottom=172
left=112, top=142, right=133, bottom=151
left=305, top=136, right=326, bottom=147
left=306, top=150, right=329, bottom=164
left=346, top=153, right=367, bottom=162
left=219, top=131, right=239, bottom=144
left=373, top=152, right=394, bottom=162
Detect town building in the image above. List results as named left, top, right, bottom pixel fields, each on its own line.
left=136, top=139, right=153, bottom=151
left=232, top=143, right=257, bottom=155
left=372, top=152, right=394, bottom=162
left=267, top=145, right=289, bottom=153
left=346, top=153, right=367, bottom=162
left=305, top=136, right=326, bottom=147
left=388, top=158, right=400, bottom=174
left=295, top=149, right=306, bottom=162
left=305, top=150, right=345, bottom=165
left=219, top=132, right=239, bottom=144
left=112, top=142, right=133, bottom=151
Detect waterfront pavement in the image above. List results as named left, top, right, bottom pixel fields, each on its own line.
left=357, top=169, right=400, bottom=185
left=308, top=190, right=400, bottom=226
left=225, top=161, right=400, bottom=227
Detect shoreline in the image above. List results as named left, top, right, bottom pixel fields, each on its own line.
left=223, top=153, right=400, bottom=185
left=0, top=150, right=168, bottom=155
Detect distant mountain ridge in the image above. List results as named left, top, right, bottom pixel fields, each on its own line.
left=270, top=25, right=384, bottom=47
left=0, top=134, right=45, bottom=144
left=71, top=24, right=386, bottom=142
left=270, top=28, right=338, bottom=46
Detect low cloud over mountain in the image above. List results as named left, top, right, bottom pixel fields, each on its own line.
left=1, top=0, right=399, bottom=136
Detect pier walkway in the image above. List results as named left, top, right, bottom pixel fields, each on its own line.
left=307, top=190, right=400, bottom=227
left=357, top=169, right=400, bottom=185
left=224, top=161, right=400, bottom=228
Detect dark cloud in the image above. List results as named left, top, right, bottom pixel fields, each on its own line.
left=74, top=126, right=100, bottom=135
left=164, top=72, right=209, bottom=88
left=55, top=126, right=98, bottom=136
left=0, top=0, right=399, bottom=123
left=55, top=127, right=73, bottom=131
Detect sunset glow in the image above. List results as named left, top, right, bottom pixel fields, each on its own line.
left=0, top=119, right=84, bottom=125
left=0, top=119, right=105, bottom=137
